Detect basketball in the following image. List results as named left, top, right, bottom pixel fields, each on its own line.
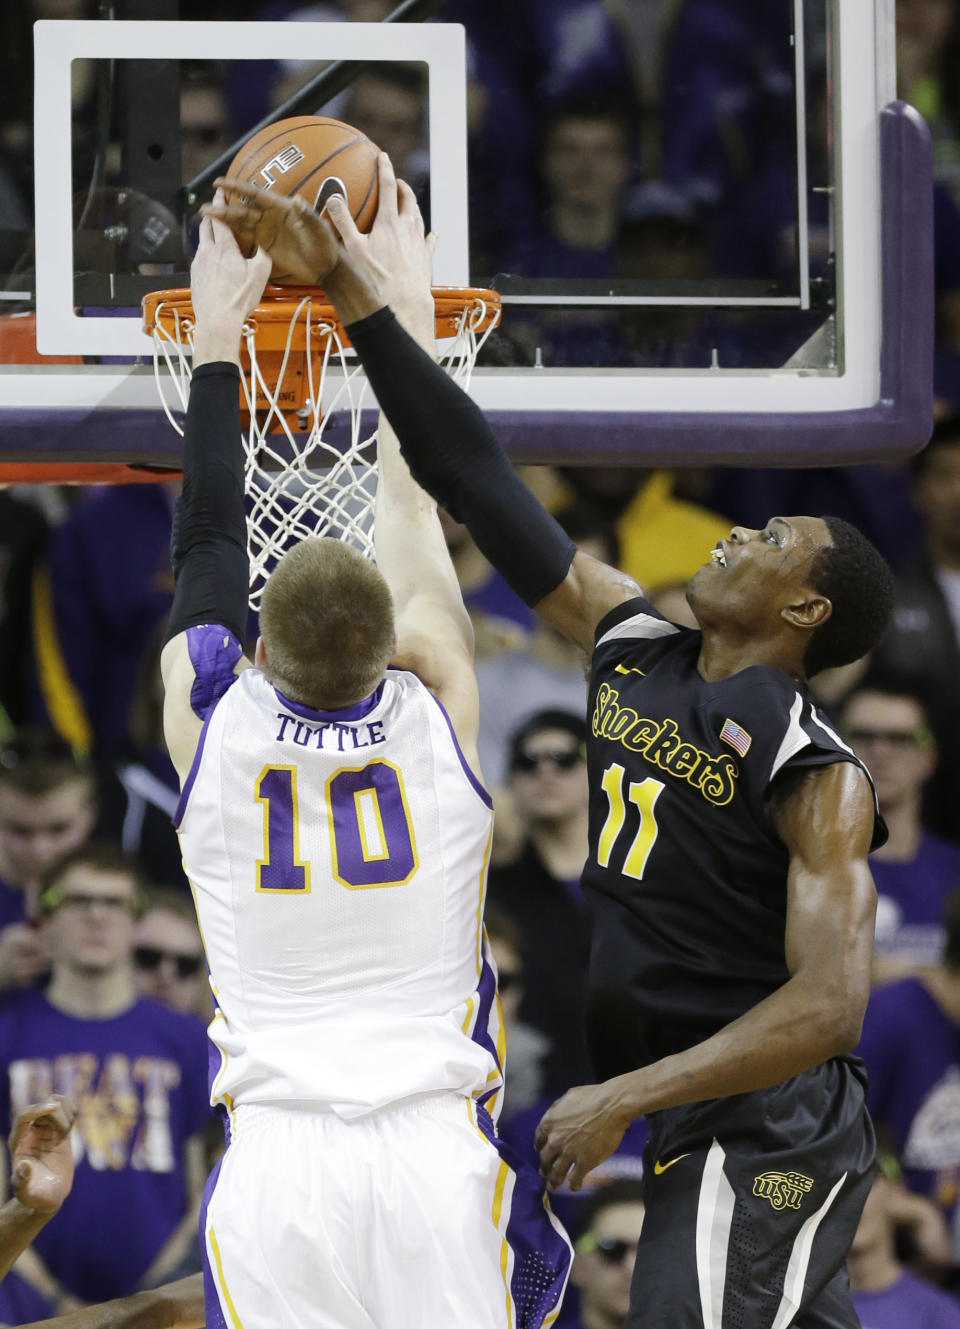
left=225, top=115, right=380, bottom=278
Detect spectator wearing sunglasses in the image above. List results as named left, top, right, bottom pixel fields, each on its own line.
left=134, top=888, right=209, bottom=1021
left=0, top=844, right=211, bottom=1311
left=488, top=710, right=593, bottom=1100
left=567, top=1179, right=645, bottom=1329
left=841, top=682, right=960, bottom=984
left=0, top=731, right=98, bottom=993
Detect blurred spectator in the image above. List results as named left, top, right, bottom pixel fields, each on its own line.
left=871, top=421, right=960, bottom=843
left=518, top=98, right=634, bottom=276
left=439, top=508, right=534, bottom=653
left=558, top=467, right=729, bottom=594
left=0, top=731, right=97, bottom=992
left=0, top=492, right=51, bottom=729
left=857, top=886, right=960, bottom=1234
left=484, top=903, right=549, bottom=1119
left=475, top=499, right=615, bottom=789
left=849, top=1174, right=960, bottom=1328
left=134, top=888, right=209, bottom=1022
left=96, top=628, right=183, bottom=886
left=29, top=483, right=177, bottom=758
left=341, top=64, right=427, bottom=197
left=841, top=683, right=960, bottom=982
left=565, top=1179, right=646, bottom=1329
left=659, top=2, right=796, bottom=219
left=503, top=97, right=636, bottom=368
left=615, top=213, right=716, bottom=369
left=179, top=64, right=235, bottom=190
left=487, top=711, right=593, bottom=1097
left=646, top=581, right=698, bottom=630
left=896, top=0, right=960, bottom=207
left=476, top=621, right=588, bottom=789
left=0, top=845, right=210, bottom=1308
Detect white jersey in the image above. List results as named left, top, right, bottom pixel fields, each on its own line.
left=177, top=649, right=501, bottom=1120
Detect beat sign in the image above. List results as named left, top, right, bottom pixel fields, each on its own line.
left=254, top=760, right=418, bottom=893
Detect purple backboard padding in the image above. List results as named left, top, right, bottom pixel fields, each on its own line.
left=0, top=102, right=933, bottom=469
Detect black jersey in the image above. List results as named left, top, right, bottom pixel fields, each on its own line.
left=583, top=596, right=885, bottom=1080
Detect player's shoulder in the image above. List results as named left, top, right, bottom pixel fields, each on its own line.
left=592, top=596, right=698, bottom=669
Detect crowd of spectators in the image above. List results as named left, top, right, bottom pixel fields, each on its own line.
left=2, top=2, right=960, bottom=1326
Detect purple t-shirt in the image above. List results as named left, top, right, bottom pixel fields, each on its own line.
left=0, top=874, right=27, bottom=930
left=871, top=835, right=960, bottom=967
left=0, top=989, right=212, bottom=1301
left=858, top=979, right=960, bottom=1219
left=853, top=1271, right=960, bottom=1329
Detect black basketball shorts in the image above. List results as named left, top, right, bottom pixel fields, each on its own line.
left=626, top=1057, right=875, bottom=1329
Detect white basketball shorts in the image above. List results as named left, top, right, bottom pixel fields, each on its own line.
left=200, top=1094, right=572, bottom=1329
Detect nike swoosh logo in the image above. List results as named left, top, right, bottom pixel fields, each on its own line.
left=653, top=1153, right=691, bottom=1175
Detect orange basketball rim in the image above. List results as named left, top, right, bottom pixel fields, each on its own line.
left=142, top=283, right=501, bottom=434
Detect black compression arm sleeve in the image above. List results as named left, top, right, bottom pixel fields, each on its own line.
left=163, top=361, right=249, bottom=646
left=346, top=307, right=575, bottom=607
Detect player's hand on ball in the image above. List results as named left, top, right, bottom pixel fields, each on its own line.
left=535, top=1082, right=630, bottom=1192
left=324, top=152, right=435, bottom=333
left=205, top=180, right=343, bottom=287
left=191, top=196, right=273, bottom=330
left=9, top=1095, right=77, bottom=1215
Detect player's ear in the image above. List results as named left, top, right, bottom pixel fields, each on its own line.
left=781, top=593, right=832, bottom=631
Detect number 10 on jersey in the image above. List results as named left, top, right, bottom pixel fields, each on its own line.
left=255, top=760, right=419, bottom=893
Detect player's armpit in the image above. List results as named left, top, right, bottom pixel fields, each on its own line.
left=160, top=632, right=251, bottom=784
left=771, top=760, right=878, bottom=1050
left=534, top=550, right=642, bottom=654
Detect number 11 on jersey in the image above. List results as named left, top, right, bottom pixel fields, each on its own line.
left=598, top=763, right=664, bottom=880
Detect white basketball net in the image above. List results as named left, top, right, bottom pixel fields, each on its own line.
left=149, top=293, right=499, bottom=609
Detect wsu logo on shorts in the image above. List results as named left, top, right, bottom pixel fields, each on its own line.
left=752, top=1170, right=814, bottom=1211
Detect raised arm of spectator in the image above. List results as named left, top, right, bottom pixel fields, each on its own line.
left=0, top=1097, right=76, bottom=1281
left=205, top=156, right=642, bottom=656
left=159, top=208, right=271, bottom=784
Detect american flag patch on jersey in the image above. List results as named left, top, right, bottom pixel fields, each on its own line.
left=720, top=717, right=752, bottom=756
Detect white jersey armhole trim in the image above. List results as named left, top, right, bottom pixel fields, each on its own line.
left=596, top=613, right=681, bottom=649
left=770, top=693, right=811, bottom=781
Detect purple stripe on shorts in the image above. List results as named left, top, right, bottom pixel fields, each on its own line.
left=472, top=946, right=503, bottom=1076
left=476, top=1104, right=573, bottom=1328
left=172, top=706, right=216, bottom=828
left=198, top=1130, right=229, bottom=1329
left=273, top=680, right=384, bottom=722
left=429, top=692, right=494, bottom=809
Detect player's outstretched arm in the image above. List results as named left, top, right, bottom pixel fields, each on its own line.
left=14, top=1275, right=205, bottom=1329
left=0, top=1097, right=76, bottom=1280
left=341, top=162, right=482, bottom=763
left=535, top=761, right=878, bottom=1190
left=159, top=209, right=271, bottom=783
left=204, top=161, right=640, bottom=653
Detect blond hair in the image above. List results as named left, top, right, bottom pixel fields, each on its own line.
left=259, top=539, right=395, bottom=708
